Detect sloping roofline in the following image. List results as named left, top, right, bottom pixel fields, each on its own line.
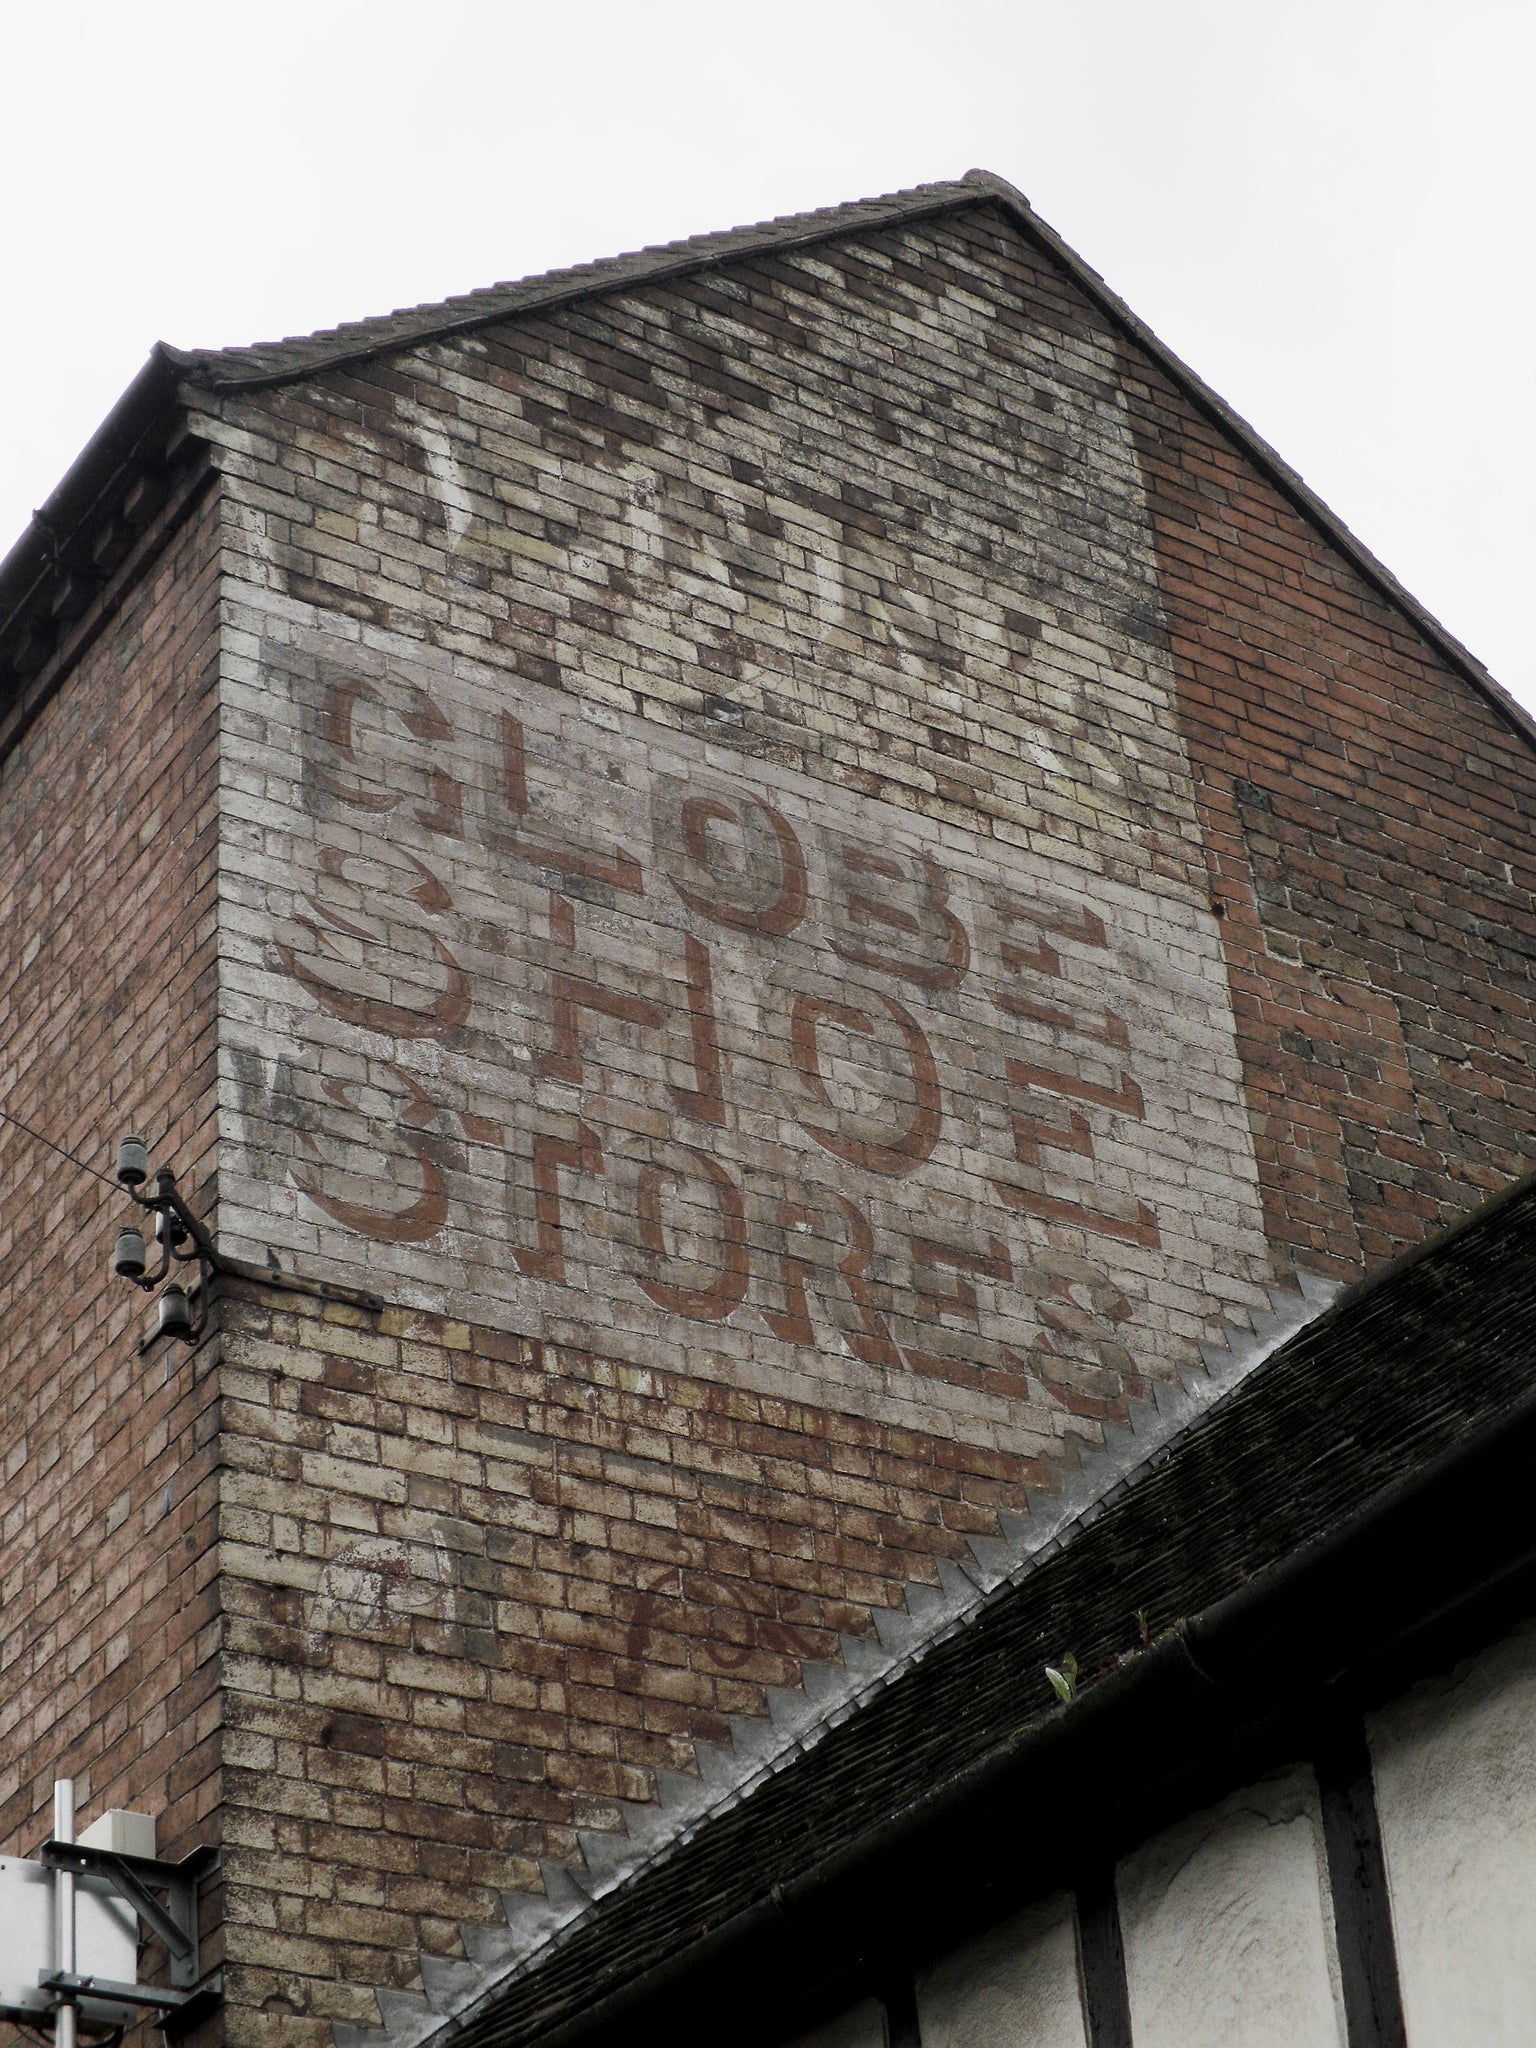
left=3, top=168, right=1533, bottom=753
left=359, top=1163, right=1536, bottom=2048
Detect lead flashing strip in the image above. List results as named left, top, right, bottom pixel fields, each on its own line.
left=329, top=1270, right=1341, bottom=2048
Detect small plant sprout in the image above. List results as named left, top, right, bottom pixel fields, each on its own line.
left=1044, top=1652, right=1079, bottom=1704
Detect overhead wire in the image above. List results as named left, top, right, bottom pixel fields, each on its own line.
left=0, top=1105, right=121, bottom=1191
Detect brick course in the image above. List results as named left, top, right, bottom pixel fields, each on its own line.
left=214, top=1278, right=1046, bottom=2032
left=0, top=489, right=224, bottom=2036
left=1120, top=358, right=1536, bottom=1270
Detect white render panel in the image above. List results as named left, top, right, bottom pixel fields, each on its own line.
left=916, top=1892, right=1087, bottom=2048
left=1117, top=1769, right=1345, bottom=2048
left=1370, top=1621, right=1536, bottom=2046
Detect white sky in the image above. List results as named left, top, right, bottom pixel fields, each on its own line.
left=4, top=0, right=1532, bottom=709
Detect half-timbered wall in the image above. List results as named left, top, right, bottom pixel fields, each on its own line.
left=784, top=1619, right=1536, bottom=2048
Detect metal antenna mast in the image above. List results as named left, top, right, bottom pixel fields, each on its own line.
left=52, top=1782, right=77, bottom=2048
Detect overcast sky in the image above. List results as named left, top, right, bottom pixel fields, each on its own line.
left=4, top=0, right=1531, bottom=709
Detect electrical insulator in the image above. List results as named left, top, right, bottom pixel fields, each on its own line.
left=111, top=1226, right=147, bottom=1281
left=114, top=1134, right=149, bottom=1187
left=157, top=1284, right=192, bottom=1341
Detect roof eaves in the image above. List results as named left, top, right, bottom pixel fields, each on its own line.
left=174, top=166, right=1536, bottom=756
left=0, top=346, right=216, bottom=755
left=0, top=345, right=182, bottom=633
left=412, top=1165, right=1536, bottom=2048
left=450, top=1171, right=1536, bottom=2048
left=3, top=173, right=1530, bottom=770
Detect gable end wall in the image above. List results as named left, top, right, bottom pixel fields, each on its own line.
left=3, top=198, right=1533, bottom=2048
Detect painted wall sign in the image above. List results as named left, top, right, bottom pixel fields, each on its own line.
left=222, top=614, right=1274, bottom=1456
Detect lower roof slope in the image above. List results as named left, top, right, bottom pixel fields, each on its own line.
left=343, top=1166, right=1536, bottom=2048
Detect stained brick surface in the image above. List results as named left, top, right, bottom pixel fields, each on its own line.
left=214, top=1280, right=1046, bottom=2032
left=1121, top=349, right=1536, bottom=1271
left=210, top=210, right=1280, bottom=1454
left=216, top=629, right=1273, bottom=1445
left=0, top=491, right=223, bottom=2032
left=2, top=192, right=1534, bottom=2048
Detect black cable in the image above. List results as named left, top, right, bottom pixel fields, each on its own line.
left=0, top=1106, right=120, bottom=1191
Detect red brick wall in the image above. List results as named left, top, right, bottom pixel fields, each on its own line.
left=189, top=204, right=1536, bottom=2046
left=0, top=489, right=224, bottom=2024
left=200, top=204, right=1283, bottom=2045
left=1117, top=336, right=1536, bottom=1276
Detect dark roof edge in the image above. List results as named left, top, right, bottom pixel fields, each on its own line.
left=176, top=166, right=1536, bottom=754
left=464, top=1370, right=1536, bottom=2048
left=959, top=174, right=1536, bottom=754
left=4, top=175, right=1530, bottom=761
left=1254, top=1160, right=1536, bottom=1350
left=0, top=347, right=182, bottom=641
left=165, top=180, right=990, bottom=393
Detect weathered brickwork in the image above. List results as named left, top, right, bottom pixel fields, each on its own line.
left=190, top=208, right=1310, bottom=2040
left=3, top=185, right=1535, bottom=2048
left=194, top=202, right=1536, bottom=2041
left=1117, top=340, right=1536, bottom=1274
left=217, top=626, right=1272, bottom=1449
left=0, top=491, right=223, bottom=1973
left=210, top=211, right=1282, bottom=1421
left=214, top=1277, right=1041, bottom=2033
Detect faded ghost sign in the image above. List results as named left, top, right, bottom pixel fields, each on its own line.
left=222, top=624, right=1274, bottom=1456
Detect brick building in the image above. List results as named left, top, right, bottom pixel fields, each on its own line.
left=1, top=172, right=1534, bottom=2047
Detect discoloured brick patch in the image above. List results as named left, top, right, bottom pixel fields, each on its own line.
left=216, top=620, right=1274, bottom=1455
left=1121, top=338, right=1536, bottom=1275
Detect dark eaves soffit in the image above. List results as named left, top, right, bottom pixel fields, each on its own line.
left=2, top=169, right=1534, bottom=758
left=417, top=1166, right=1536, bottom=2048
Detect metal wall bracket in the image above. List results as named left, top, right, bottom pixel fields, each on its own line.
left=40, top=1841, right=220, bottom=1991
left=40, top=1973, right=201, bottom=2013
left=36, top=1972, right=223, bottom=2041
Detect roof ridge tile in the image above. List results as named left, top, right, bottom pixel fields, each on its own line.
left=169, top=174, right=1003, bottom=391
